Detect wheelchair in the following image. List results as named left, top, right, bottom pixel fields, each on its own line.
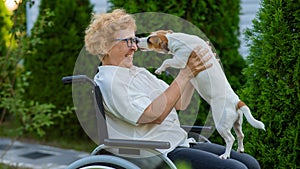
left=62, top=75, right=212, bottom=169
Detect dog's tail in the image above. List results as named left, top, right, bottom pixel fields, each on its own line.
left=237, top=101, right=265, bottom=131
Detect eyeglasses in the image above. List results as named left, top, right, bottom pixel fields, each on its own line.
left=114, top=37, right=140, bottom=48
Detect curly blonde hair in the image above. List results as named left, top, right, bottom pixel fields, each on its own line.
left=84, top=9, right=136, bottom=60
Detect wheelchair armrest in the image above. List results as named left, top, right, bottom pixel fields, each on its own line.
left=104, top=139, right=170, bottom=149
left=181, top=125, right=213, bottom=133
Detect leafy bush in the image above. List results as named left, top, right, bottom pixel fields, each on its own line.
left=0, top=0, right=13, bottom=56
left=24, top=0, right=93, bottom=139
left=25, top=0, right=93, bottom=110
left=240, top=0, right=300, bottom=168
left=0, top=2, right=73, bottom=138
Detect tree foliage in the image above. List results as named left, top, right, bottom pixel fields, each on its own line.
left=24, top=0, right=93, bottom=138
left=0, top=1, right=74, bottom=138
left=240, top=0, right=300, bottom=168
left=0, top=1, right=13, bottom=56
left=25, top=0, right=93, bottom=110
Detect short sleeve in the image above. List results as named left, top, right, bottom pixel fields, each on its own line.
left=95, top=66, right=160, bottom=125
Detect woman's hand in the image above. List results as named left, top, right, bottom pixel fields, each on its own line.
left=180, top=45, right=213, bottom=79
left=138, top=45, right=213, bottom=124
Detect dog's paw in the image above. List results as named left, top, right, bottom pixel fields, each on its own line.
left=219, top=154, right=230, bottom=159
left=237, top=148, right=244, bottom=153
left=155, top=69, right=163, bottom=75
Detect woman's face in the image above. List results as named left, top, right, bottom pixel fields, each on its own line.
left=103, top=28, right=138, bottom=68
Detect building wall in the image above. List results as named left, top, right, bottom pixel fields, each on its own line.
left=26, top=0, right=41, bottom=36
left=89, top=0, right=108, bottom=14
left=239, top=0, right=261, bottom=58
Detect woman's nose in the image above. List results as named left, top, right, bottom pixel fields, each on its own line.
left=131, top=43, right=138, bottom=51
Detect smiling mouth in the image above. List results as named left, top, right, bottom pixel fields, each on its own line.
left=138, top=48, right=147, bottom=51
left=138, top=47, right=151, bottom=51
left=125, top=53, right=133, bottom=57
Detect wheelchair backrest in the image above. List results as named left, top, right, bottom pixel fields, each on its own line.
left=62, top=75, right=109, bottom=145
left=93, top=85, right=109, bottom=144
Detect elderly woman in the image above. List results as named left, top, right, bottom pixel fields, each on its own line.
left=84, top=9, right=260, bottom=169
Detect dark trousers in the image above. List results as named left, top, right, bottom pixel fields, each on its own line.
left=167, top=142, right=261, bottom=169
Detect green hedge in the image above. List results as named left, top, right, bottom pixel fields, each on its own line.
left=0, top=1, right=12, bottom=57
left=240, top=0, right=300, bottom=168
left=24, top=0, right=93, bottom=138
left=0, top=0, right=13, bottom=120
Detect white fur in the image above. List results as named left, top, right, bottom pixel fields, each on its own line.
left=139, top=32, right=265, bottom=159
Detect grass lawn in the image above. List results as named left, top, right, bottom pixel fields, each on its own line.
left=0, top=163, right=31, bottom=169
left=0, top=163, right=27, bottom=169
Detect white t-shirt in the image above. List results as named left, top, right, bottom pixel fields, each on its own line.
left=94, top=65, right=190, bottom=154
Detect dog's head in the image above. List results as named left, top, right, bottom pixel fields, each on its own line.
left=138, top=30, right=173, bottom=54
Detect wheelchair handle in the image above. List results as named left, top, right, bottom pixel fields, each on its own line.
left=62, top=75, right=96, bottom=86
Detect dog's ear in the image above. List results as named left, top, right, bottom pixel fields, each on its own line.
left=154, top=30, right=173, bottom=35
left=167, top=30, right=173, bottom=33
left=148, top=36, right=161, bottom=45
left=161, top=41, right=170, bottom=53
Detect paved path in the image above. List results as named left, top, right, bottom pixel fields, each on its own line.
left=0, top=138, right=89, bottom=169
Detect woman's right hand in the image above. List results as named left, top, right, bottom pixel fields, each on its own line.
left=180, top=45, right=213, bottom=79
left=138, top=46, right=213, bottom=124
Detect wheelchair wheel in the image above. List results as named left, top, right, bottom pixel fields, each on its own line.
left=66, top=155, right=140, bottom=169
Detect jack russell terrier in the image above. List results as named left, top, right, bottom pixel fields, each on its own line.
left=138, top=30, right=265, bottom=159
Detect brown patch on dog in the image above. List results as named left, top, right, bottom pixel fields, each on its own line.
left=147, top=30, right=173, bottom=53
left=237, top=101, right=246, bottom=110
